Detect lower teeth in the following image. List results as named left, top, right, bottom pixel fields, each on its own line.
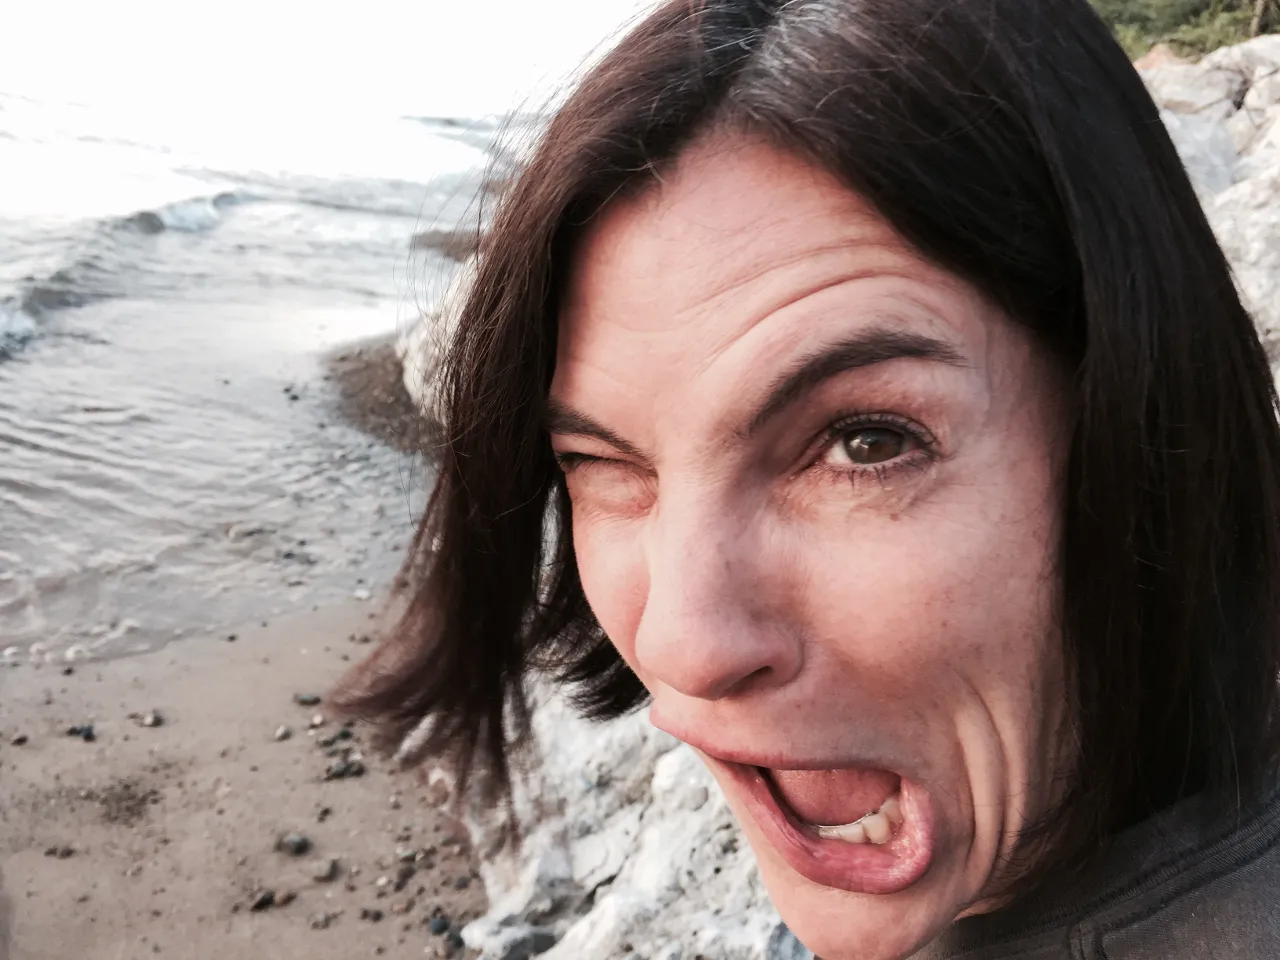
left=814, top=793, right=902, bottom=845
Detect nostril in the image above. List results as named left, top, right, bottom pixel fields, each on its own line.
left=727, top=664, right=774, bottom=696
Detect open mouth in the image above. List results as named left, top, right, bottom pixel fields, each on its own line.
left=715, top=760, right=935, bottom=895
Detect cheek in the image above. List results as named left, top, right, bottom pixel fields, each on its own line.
left=571, top=508, right=649, bottom=665
left=793, top=465, right=1061, bottom=695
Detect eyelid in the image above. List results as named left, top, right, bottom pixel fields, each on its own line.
left=554, top=451, right=600, bottom=472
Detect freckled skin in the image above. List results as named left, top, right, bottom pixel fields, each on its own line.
left=549, top=136, right=1073, bottom=960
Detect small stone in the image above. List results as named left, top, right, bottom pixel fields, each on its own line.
left=277, top=890, right=298, bottom=907
left=428, top=916, right=450, bottom=935
left=393, top=864, right=416, bottom=892
left=225, top=634, right=237, bottom=642
left=294, top=694, right=322, bottom=707
left=141, top=711, right=163, bottom=728
left=249, top=890, right=276, bottom=912
left=445, top=931, right=465, bottom=953
left=66, top=724, right=95, bottom=742
left=389, top=795, right=401, bottom=810
left=62, top=666, right=75, bottom=676
left=274, top=725, right=293, bottom=742
left=11, top=734, right=28, bottom=746
left=353, top=587, right=372, bottom=601
left=395, top=846, right=416, bottom=863
left=317, top=807, right=333, bottom=823
left=360, top=908, right=384, bottom=923
left=309, top=714, right=326, bottom=729
left=310, top=911, right=340, bottom=930
left=452, top=875, right=470, bottom=890
left=312, top=858, right=340, bottom=883
left=276, top=833, right=312, bottom=857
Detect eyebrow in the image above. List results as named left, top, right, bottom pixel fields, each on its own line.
left=544, top=398, right=646, bottom=458
left=744, top=326, right=967, bottom=436
left=544, top=325, right=966, bottom=454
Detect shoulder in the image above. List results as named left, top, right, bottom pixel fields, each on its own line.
left=1093, top=829, right=1280, bottom=959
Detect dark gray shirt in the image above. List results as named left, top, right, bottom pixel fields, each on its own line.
left=915, top=787, right=1280, bottom=959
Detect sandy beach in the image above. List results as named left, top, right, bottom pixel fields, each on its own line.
left=0, top=338, right=484, bottom=959
left=0, top=599, right=484, bottom=960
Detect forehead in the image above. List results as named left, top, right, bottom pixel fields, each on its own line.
left=554, top=137, right=1000, bottom=430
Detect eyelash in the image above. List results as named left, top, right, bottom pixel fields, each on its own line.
left=554, top=451, right=600, bottom=473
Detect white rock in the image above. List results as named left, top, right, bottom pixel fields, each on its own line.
left=397, top=257, right=476, bottom=426
left=1161, top=109, right=1239, bottom=194
left=1140, top=62, right=1243, bottom=121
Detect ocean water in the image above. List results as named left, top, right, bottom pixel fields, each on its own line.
left=0, top=90, right=502, bottom=663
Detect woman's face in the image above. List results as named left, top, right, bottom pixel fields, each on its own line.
left=549, top=136, right=1071, bottom=960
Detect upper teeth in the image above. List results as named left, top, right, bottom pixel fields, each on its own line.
left=814, top=793, right=903, bottom=845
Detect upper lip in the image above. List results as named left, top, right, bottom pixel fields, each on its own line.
left=657, top=719, right=896, bottom=773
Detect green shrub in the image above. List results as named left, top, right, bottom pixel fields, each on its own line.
left=1091, top=0, right=1279, bottom=57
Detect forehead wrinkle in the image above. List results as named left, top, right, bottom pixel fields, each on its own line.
left=672, top=249, right=938, bottom=388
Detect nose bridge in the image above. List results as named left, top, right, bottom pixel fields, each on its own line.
left=633, top=490, right=800, bottom=701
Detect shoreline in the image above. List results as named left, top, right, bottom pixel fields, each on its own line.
left=0, top=336, right=482, bottom=958
left=326, top=335, right=433, bottom=457
left=0, top=600, right=483, bottom=959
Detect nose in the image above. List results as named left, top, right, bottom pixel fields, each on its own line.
left=632, top=506, right=803, bottom=701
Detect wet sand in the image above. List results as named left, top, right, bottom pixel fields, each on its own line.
left=0, top=600, right=483, bottom=960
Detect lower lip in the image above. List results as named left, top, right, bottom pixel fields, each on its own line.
left=716, top=760, right=936, bottom=895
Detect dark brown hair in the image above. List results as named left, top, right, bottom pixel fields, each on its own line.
left=338, top=0, right=1280, bottom=883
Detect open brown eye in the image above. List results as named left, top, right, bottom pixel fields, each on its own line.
left=840, top=427, right=907, bottom=465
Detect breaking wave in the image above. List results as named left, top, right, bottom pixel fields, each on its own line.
left=116, top=190, right=248, bottom=234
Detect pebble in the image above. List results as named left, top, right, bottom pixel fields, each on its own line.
left=276, top=833, right=313, bottom=857
left=310, top=911, right=341, bottom=930
left=141, top=711, right=164, bottom=728
left=294, top=693, right=322, bottom=707
left=393, top=864, right=416, bottom=892
left=274, top=725, right=293, bottom=742
left=360, top=908, right=385, bottom=923
left=317, top=806, right=333, bottom=823
left=309, top=714, right=326, bottom=730
left=11, top=734, right=28, bottom=746
left=324, top=754, right=366, bottom=781
left=313, top=857, right=341, bottom=883
left=352, top=587, right=372, bottom=601
left=389, top=795, right=402, bottom=810
left=249, top=890, right=276, bottom=912
left=44, top=845, right=75, bottom=859
left=66, top=724, right=96, bottom=743
left=428, top=916, right=450, bottom=935
left=452, top=875, right=470, bottom=890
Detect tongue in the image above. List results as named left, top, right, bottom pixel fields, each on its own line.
left=768, top=767, right=900, bottom=826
